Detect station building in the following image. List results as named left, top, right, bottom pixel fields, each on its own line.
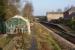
left=46, top=12, right=63, bottom=22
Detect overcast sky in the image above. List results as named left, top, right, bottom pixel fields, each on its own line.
left=20, top=0, right=75, bottom=16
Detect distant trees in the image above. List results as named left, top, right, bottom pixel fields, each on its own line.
left=57, top=9, right=62, bottom=12
left=23, top=2, right=34, bottom=22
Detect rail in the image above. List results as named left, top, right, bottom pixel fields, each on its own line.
left=39, top=22, right=75, bottom=50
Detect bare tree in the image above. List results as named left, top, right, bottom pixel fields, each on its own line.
left=5, top=4, right=19, bottom=20
left=23, top=2, right=34, bottom=22
left=4, top=0, right=20, bottom=20
left=64, top=6, right=70, bottom=11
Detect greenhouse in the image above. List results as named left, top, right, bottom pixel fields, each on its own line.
left=5, top=15, right=31, bottom=34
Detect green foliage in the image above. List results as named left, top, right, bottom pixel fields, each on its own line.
left=69, top=20, right=75, bottom=29
left=0, top=0, right=6, bottom=33
left=61, top=19, right=75, bottom=30
left=0, top=0, right=5, bottom=17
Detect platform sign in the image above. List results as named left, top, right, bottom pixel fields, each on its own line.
left=5, top=15, right=31, bottom=35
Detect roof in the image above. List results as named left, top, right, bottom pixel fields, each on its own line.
left=12, top=15, right=28, bottom=22
left=6, top=15, right=29, bottom=22
left=47, top=12, right=63, bottom=14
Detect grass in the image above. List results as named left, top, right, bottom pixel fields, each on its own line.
left=34, top=23, right=61, bottom=50
left=0, top=34, right=14, bottom=48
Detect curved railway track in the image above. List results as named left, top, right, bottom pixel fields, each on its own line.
left=40, top=22, right=75, bottom=44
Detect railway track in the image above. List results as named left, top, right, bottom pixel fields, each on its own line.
left=40, top=22, right=75, bottom=44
